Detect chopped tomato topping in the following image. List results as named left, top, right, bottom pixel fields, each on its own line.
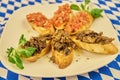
left=26, top=4, right=93, bottom=32
left=26, top=12, right=48, bottom=27
left=52, top=4, right=72, bottom=27
left=44, top=19, right=53, bottom=29
left=26, top=12, right=53, bottom=29
left=65, top=11, right=91, bottom=33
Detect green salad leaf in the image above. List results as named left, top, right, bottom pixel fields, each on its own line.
left=7, top=47, right=24, bottom=69
left=19, top=34, right=27, bottom=46
left=80, top=4, right=85, bottom=10
left=70, top=4, right=80, bottom=11
left=85, top=0, right=90, bottom=5
left=17, top=47, right=36, bottom=57
left=90, top=8, right=103, bottom=18
left=70, top=0, right=103, bottom=19
left=6, top=34, right=36, bottom=69
left=70, top=0, right=90, bottom=11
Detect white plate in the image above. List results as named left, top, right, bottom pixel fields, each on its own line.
left=0, top=3, right=120, bottom=77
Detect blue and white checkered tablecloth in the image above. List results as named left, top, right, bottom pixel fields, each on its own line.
left=0, top=0, right=120, bottom=80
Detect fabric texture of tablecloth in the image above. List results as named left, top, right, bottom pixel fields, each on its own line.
left=0, top=0, right=120, bottom=80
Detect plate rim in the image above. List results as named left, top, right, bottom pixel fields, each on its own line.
left=0, top=3, right=120, bottom=77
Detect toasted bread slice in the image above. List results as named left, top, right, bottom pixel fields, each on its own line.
left=51, top=4, right=72, bottom=30
left=73, top=39, right=118, bottom=54
left=26, top=12, right=54, bottom=35
left=23, top=34, right=52, bottom=62
left=65, top=11, right=93, bottom=34
left=51, top=29, right=76, bottom=69
left=23, top=41, right=51, bottom=62
left=72, top=30, right=118, bottom=54
left=52, top=47, right=73, bottom=69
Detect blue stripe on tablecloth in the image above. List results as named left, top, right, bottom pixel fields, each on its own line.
left=115, top=54, right=120, bottom=62
left=7, top=71, right=19, bottom=80
left=56, top=0, right=62, bottom=3
left=8, top=1, right=15, bottom=5
left=88, top=71, right=102, bottom=80
left=0, top=77, right=6, bottom=80
left=104, top=0, right=112, bottom=2
left=0, top=62, right=6, bottom=69
left=118, top=36, right=120, bottom=41
left=104, top=10, right=113, bottom=14
left=0, top=28, right=3, bottom=35
left=35, top=0, right=41, bottom=3
left=109, top=7, right=119, bottom=11
left=1, top=3, right=7, bottom=8
left=114, top=78, right=120, bottom=80
left=15, top=0, right=22, bottom=2
left=115, top=3, right=120, bottom=7
left=22, top=75, right=31, bottom=79
left=7, top=9, right=13, bottom=14
left=117, top=31, right=120, bottom=35
left=116, top=16, right=120, bottom=20
left=14, top=6, right=19, bottom=10
left=21, top=4, right=28, bottom=7
left=77, top=75, right=90, bottom=80
left=28, top=1, right=35, bottom=5
left=42, top=78, right=54, bottom=80
left=0, top=12, right=5, bottom=17
left=110, top=19, right=120, bottom=25
left=98, top=66, right=113, bottom=77
left=107, top=60, right=120, bottom=70
left=0, top=1, right=120, bottom=80
left=98, top=0, right=106, bottom=5
left=57, top=77, right=66, bottom=80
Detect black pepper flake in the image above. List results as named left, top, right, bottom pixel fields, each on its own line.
left=86, top=57, right=90, bottom=60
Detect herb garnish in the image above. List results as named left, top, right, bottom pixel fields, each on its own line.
left=70, top=0, right=103, bottom=18
left=90, top=8, right=103, bottom=18
left=6, top=34, right=36, bottom=69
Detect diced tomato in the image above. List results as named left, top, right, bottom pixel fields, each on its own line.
left=52, top=4, right=72, bottom=27
left=65, top=11, right=91, bottom=33
left=26, top=12, right=48, bottom=27
left=44, top=20, right=53, bottom=29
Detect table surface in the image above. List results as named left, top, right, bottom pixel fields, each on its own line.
left=0, top=0, right=120, bottom=80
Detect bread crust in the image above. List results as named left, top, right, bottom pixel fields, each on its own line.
left=72, top=37, right=118, bottom=54
left=28, top=22, right=55, bottom=35
left=51, top=29, right=75, bottom=69
left=23, top=41, right=51, bottom=62
left=26, top=12, right=55, bottom=35
left=52, top=47, right=73, bottom=69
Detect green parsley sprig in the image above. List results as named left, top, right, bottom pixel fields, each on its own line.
left=6, top=34, right=36, bottom=69
left=70, top=0, right=103, bottom=19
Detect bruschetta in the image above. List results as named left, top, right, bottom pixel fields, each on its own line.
left=22, top=34, right=52, bottom=62
left=26, top=12, right=54, bottom=35
left=51, top=4, right=72, bottom=30
left=65, top=11, right=93, bottom=34
left=51, top=29, right=76, bottom=69
left=72, top=30, right=118, bottom=54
